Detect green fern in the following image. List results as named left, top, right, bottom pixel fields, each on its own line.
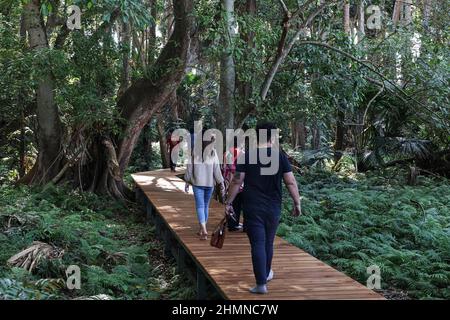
left=282, top=167, right=450, bottom=299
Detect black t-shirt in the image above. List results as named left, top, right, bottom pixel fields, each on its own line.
left=236, top=147, right=292, bottom=216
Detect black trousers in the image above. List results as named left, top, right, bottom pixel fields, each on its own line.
left=227, top=192, right=242, bottom=229
left=169, top=157, right=176, bottom=171
left=169, top=147, right=178, bottom=170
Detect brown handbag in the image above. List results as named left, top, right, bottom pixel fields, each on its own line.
left=210, top=216, right=227, bottom=249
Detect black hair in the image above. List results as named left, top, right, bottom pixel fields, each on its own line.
left=256, top=121, right=277, bottom=144
left=193, top=127, right=214, bottom=157
left=233, top=136, right=239, bottom=148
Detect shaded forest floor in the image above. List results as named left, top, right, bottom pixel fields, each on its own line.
left=280, top=167, right=450, bottom=299
left=0, top=184, right=194, bottom=300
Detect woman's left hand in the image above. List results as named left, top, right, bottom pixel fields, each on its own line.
left=184, top=183, right=189, bottom=193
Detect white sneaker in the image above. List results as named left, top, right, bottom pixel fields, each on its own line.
left=267, top=269, right=274, bottom=282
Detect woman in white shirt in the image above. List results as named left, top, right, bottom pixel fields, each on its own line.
left=184, top=138, right=225, bottom=240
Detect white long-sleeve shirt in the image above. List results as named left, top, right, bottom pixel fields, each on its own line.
left=184, top=151, right=224, bottom=187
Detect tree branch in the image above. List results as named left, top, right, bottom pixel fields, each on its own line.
left=278, top=0, right=290, bottom=16
left=259, top=1, right=338, bottom=101
left=363, top=83, right=384, bottom=126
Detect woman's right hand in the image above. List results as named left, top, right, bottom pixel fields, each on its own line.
left=184, top=183, right=189, bottom=193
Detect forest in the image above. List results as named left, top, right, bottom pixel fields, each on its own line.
left=0, top=0, right=449, bottom=300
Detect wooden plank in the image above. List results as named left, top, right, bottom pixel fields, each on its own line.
left=131, top=169, right=384, bottom=300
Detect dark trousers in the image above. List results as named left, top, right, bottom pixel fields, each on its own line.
left=168, top=145, right=179, bottom=171
left=245, top=212, right=280, bottom=285
left=169, top=158, right=176, bottom=171
left=227, top=192, right=242, bottom=229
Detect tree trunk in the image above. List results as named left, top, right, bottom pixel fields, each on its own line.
left=333, top=3, right=351, bottom=163
left=99, top=0, right=193, bottom=198
left=70, top=0, right=193, bottom=199
left=298, top=121, right=307, bottom=150
left=423, top=0, right=431, bottom=31
left=311, top=122, right=320, bottom=149
left=291, top=120, right=306, bottom=150
left=290, top=121, right=297, bottom=149
left=157, top=117, right=170, bottom=169
left=392, top=0, right=402, bottom=27
left=117, top=21, right=131, bottom=98
left=18, top=13, right=27, bottom=178
left=142, top=123, right=153, bottom=168
left=357, top=0, right=365, bottom=41
left=23, top=0, right=63, bottom=184
left=353, top=111, right=365, bottom=172
left=168, top=91, right=180, bottom=123
left=242, top=1, right=332, bottom=123
left=343, top=2, right=350, bottom=35
left=235, top=0, right=256, bottom=127
left=217, top=0, right=236, bottom=132
left=19, top=111, right=26, bottom=178
left=163, top=0, right=175, bottom=42
left=148, top=0, right=158, bottom=65
left=402, top=0, right=413, bottom=26
left=407, top=166, right=419, bottom=185
left=334, top=109, right=345, bottom=162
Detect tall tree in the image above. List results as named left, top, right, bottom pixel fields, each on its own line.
left=217, top=0, right=236, bottom=132
left=291, top=120, right=306, bottom=150
left=239, top=0, right=337, bottom=124
left=148, top=0, right=158, bottom=65
left=23, top=0, right=63, bottom=184
left=422, top=0, right=431, bottom=31
left=18, top=13, right=28, bottom=178
left=392, top=0, right=402, bottom=26
left=357, top=0, right=365, bottom=41
left=110, top=0, right=194, bottom=198
left=235, top=0, right=256, bottom=126
left=157, top=115, right=170, bottom=169
left=333, top=1, right=351, bottom=163
left=343, top=1, right=350, bottom=35
left=117, top=21, right=131, bottom=98
left=19, top=0, right=194, bottom=199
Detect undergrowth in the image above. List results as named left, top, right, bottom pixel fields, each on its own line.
left=280, top=167, right=450, bottom=299
left=1, top=163, right=448, bottom=300
left=0, top=184, right=195, bottom=300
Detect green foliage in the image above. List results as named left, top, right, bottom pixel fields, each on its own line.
left=281, top=167, right=450, bottom=299
left=0, top=0, right=448, bottom=301
left=127, top=117, right=163, bottom=175
left=0, top=277, right=55, bottom=300
left=0, top=185, right=194, bottom=300
left=103, top=0, right=154, bottom=28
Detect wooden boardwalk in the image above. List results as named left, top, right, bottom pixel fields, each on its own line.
left=132, top=169, right=384, bottom=300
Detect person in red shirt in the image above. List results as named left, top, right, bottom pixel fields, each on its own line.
left=167, top=129, right=182, bottom=172
left=223, top=137, right=244, bottom=231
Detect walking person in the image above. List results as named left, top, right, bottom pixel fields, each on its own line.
left=225, top=122, right=302, bottom=294
left=223, top=137, right=244, bottom=231
left=185, top=136, right=225, bottom=240
left=167, top=128, right=182, bottom=172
